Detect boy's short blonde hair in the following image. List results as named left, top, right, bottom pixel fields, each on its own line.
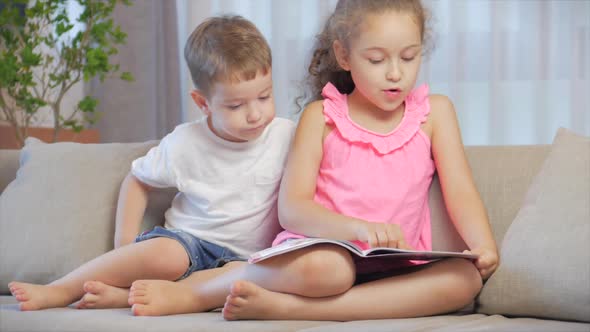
left=184, top=15, right=272, bottom=97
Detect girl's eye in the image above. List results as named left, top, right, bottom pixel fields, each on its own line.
left=369, top=59, right=383, bottom=64
left=259, top=95, right=270, bottom=101
left=402, top=56, right=416, bottom=62
left=227, top=104, right=242, bottom=110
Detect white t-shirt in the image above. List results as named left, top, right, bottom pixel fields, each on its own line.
left=131, top=117, right=296, bottom=257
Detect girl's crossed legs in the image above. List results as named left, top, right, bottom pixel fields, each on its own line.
left=223, top=257, right=483, bottom=321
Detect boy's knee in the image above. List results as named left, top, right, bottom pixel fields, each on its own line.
left=139, top=238, right=190, bottom=280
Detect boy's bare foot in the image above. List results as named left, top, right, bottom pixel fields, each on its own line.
left=223, top=280, right=289, bottom=320
left=76, top=281, right=130, bottom=309
left=128, top=280, right=202, bottom=316
left=8, top=282, right=73, bottom=311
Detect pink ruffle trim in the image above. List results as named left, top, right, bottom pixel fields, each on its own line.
left=321, top=82, right=430, bottom=155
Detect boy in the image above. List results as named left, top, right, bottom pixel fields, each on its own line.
left=8, top=15, right=295, bottom=314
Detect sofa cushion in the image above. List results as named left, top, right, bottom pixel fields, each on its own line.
left=478, top=128, right=590, bottom=322
left=463, top=145, right=550, bottom=249
left=2, top=295, right=590, bottom=332
left=429, top=145, right=550, bottom=253
left=0, top=138, right=176, bottom=294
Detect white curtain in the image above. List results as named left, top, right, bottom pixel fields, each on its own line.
left=178, top=0, right=589, bottom=145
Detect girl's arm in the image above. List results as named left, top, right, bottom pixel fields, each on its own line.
left=429, top=95, right=499, bottom=279
left=113, top=173, right=152, bottom=248
left=278, top=102, right=409, bottom=249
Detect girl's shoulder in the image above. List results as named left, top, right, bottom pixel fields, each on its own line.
left=427, top=94, right=457, bottom=121
left=305, top=99, right=325, bottom=113
left=428, top=94, right=454, bottom=110
left=296, top=99, right=336, bottom=144
left=299, top=99, right=327, bottom=130
left=411, top=93, right=454, bottom=139
left=425, top=94, right=459, bottom=138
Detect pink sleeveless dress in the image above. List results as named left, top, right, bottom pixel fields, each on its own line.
left=274, top=82, right=436, bottom=256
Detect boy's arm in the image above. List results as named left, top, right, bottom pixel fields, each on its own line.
left=429, top=95, right=499, bottom=279
left=114, top=173, right=151, bottom=248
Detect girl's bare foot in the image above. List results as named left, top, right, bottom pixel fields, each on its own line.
left=128, top=280, right=202, bottom=316
left=8, top=282, right=74, bottom=311
left=223, top=280, right=290, bottom=320
left=76, top=281, right=130, bottom=309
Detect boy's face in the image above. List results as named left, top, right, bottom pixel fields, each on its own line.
left=192, top=71, right=275, bottom=142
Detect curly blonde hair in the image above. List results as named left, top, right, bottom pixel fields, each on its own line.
left=297, top=0, right=430, bottom=111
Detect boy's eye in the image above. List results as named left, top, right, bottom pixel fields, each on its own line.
left=259, top=95, right=270, bottom=101
left=402, top=55, right=417, bottom=62
left=369, top=58, right=383, bottom=64
left=227, top=104, right=242, bottom=110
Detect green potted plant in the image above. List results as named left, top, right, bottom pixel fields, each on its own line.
left=0, top=0, right=133, bottom=148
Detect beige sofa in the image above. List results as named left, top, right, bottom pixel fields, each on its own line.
left=0, top=128, right=588, bottom=332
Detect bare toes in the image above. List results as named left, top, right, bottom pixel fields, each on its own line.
left=77, top=293, right=98, bottom=308
left=128, top=292, right=147, bottom=305
left=130, top=280, right=148, bottom=291
left=223, top=309, right=235, bottom=320
left=15, top=294, right=27, bottom=302
left=132, top=303, right=152, bottom=316
left=83, top=281, right=98, bottom=294
left=226, top=295, right=245, bottom=307
left=76, top=301, right=95, bottom=309
left=11, top=289, right=26, bottom=298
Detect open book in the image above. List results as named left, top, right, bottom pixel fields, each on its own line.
left=249, top=238, right=477, bottom=264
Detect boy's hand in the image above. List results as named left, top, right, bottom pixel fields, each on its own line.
left=354, top=222, right=413, bottom=250
left=463, top=247, right=499, bottom=280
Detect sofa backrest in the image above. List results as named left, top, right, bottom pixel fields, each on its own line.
left=0, top=145, right=550, bottom=251
left=430, top=145, right=550, bottom=252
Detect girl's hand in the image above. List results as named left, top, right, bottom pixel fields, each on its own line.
left=354, top=222, right=413, bottom=249
left=463, top=247, right=499, bottom=280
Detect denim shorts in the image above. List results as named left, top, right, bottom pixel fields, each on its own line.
left=135, top=226, right=246, bottom=280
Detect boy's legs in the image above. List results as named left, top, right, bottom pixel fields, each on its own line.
left=129, top=261, right=246, bottom=316
left=223, top=257, right=482, bottom=321
left=75, top=262, right=245, bottom=311
left=8, top=237, right=189, bottom=311
left=128, top=244, right=356, bottom=316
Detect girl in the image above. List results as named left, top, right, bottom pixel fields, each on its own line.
left=222, top=0, right=499, bottom=321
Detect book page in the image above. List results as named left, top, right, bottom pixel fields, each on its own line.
left=249, top=237, right=477, bottom=264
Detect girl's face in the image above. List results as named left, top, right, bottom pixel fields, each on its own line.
left=335, top=10, right=423, bottom=113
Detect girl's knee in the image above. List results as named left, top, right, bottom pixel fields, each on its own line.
left=447, top=258, right=483, bottom=303
left=298, top=246, right=355, bottom=296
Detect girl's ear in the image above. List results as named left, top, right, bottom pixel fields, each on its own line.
left=190, top=90, right=211, bottom=116
left=333, top=40, right=351, bottom=71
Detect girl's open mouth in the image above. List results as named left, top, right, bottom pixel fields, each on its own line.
left=384, top=88, right=401, bottom=98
